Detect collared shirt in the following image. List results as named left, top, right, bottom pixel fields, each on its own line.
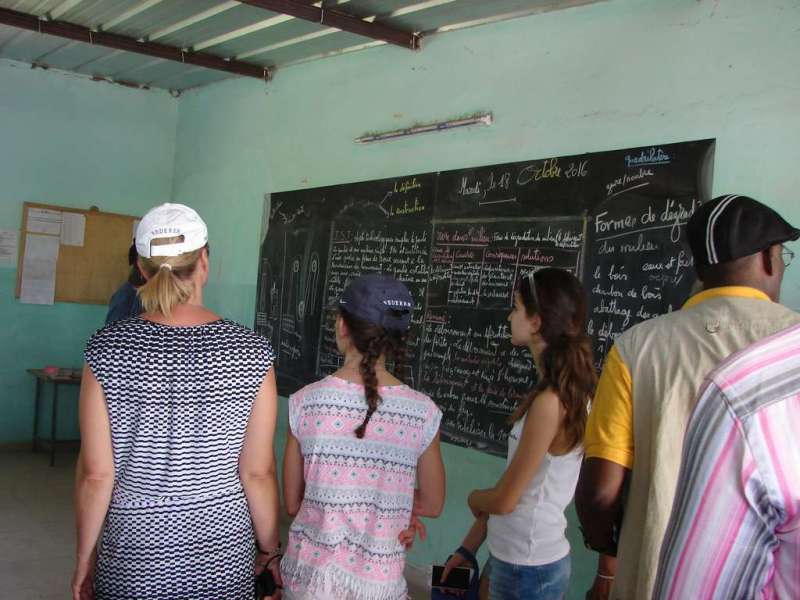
left=105, top=281, right=143, bottom=324
left=584, top=286, right=772, bottom=468
left=654, top=323, right=800, bottom=600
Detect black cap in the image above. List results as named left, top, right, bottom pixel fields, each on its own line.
left=338, top=274, right=414, bottom=331
left=687, top=194, right=800, bottom=266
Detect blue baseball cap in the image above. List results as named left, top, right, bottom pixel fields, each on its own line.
left=338, top=273, right=414, bottom=331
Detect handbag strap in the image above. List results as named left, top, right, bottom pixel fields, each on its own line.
left=454, top=545, right=478, bottom=570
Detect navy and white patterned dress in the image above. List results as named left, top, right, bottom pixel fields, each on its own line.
left=84, top=317, right=275, bottom=600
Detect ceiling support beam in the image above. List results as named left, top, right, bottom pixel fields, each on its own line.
left=190, top=0, right=353, bottom=52
left=237, top=0, right=455, bottom=60
left=0, top=7, right=269, bottom=79
left=237, top=0, right=420, bottom=50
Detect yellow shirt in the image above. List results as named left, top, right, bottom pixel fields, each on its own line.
left=584, top=286, right=772, bottom=468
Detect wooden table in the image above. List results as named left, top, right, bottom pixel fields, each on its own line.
left=27, top=369, right=82, bottom=466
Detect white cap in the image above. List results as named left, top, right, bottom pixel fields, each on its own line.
left=135, top=203, right=208, bottom=258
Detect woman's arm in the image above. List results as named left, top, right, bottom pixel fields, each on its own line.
left=239, top=369, right=281, bottom=552
left=282, top=429, right=304, bottom=517
left=460, top=513, right=489, bottom=553
left=72, top=364, right=115, bottom=598
left=414, top=432, right=445, bottom=518
left=468, top=390, right=560, bottom=516
left=396, top=433, right=445, bottom=550
left=440, top=514, right=488, bottom=583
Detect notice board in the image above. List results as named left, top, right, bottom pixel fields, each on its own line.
left=16, top=202, right=140, bottom=305
left=255, top=139, right=715, bottom=455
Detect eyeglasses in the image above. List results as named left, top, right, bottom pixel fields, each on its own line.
left=781, top=245, right=795, bottom=268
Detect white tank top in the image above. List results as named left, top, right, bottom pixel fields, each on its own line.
left=486, top=413, right=583, bottom=566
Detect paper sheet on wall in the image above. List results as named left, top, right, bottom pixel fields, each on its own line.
left=20, top=233, right=59, bottom=304
left=0, top=229, right=19, bottom=266
left=61, top=213, right=86, bottom=246
left=27, top=208, right=63, bottom=236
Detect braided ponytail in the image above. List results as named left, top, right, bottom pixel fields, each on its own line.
left=340, top=310, right=408, bottom=439
left=355, top=334, right=384, bottom=438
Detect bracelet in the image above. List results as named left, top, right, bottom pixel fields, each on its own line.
left=265, top=554, right=282, bottom=568
left=256, top=541, right=281, bottom=555
left=455, top=545, right=477, bottom=564
left=597, top=573, right=615, bottom=581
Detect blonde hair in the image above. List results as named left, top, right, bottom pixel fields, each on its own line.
left=137, top=236, right=205, bottom=317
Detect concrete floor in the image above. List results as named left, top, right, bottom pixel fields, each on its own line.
left=0, top=447, right=428, bottom=599
left=0, top=447, right=75, bottom=600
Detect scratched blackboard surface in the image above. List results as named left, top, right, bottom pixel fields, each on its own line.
left=255, top=139, right=714, bottom=455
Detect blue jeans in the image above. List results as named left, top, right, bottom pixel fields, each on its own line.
left=485, top=553, right=571, bottom=600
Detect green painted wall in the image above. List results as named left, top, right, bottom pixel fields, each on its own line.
left=0, top=59, right=177, bottom=443
left=170, top=0, right=800, bottom=595
left=1, top=0, right=797, bottom=596
left=171, top=1, right=800, bottom=595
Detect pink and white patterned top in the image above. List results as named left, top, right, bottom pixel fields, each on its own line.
left=280, top=375, right=441, bottom=600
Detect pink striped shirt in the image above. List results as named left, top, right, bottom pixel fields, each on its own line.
left=654, top=323, right=800, bottom=599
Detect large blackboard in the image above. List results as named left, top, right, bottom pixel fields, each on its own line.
left=255, top=139, right=714, bottom=455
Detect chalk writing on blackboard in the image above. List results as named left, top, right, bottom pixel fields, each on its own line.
left=255, top=139, right=715, bottom=455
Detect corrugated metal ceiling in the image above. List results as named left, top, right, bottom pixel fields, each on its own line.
left=0, top=0, right=604, bottom=91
